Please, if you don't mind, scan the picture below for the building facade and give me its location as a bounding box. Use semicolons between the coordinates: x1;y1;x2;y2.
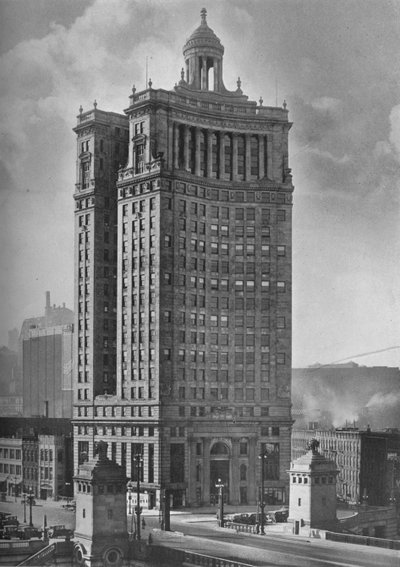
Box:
0;417;73;500
0;437;23;498
73;10;294;508
20;292;74;419
292;428;400;508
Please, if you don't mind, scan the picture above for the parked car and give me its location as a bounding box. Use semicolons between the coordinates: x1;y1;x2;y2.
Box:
18;526;42;540
62;500;76;511
1;515;19;528
0;525;20;539
48;525;73;539
269;508;289;523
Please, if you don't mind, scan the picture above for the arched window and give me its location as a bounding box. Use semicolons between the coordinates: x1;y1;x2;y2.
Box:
210;442;229;455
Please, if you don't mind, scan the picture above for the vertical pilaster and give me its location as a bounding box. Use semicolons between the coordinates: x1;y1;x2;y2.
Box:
231;439;240;505
267;135;273;181
207;130;213;177
232;134;238;181
195;128;201;176
248;437;257;505
184;126;191;172
258;135;265;179
218;131;225;180
245;134;251;180
203;438;211;503
188;439;197;505
173;123;179;169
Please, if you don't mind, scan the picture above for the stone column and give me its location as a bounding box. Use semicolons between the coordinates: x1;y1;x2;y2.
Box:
195;128;201;176
184;126;191;172
231;439;240;505
219;131;225;180
248;437;257;505
188;438;197;506
173;123;180;169
203;438;211;504
245;134;251;180
207;130;213;177
126;442;132;479
232;134;238;181
213;59;219;92
258;135;265;179
267;135;273;181
201;57;208;90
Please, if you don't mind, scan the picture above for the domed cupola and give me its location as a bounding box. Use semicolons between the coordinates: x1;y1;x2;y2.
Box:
182;8;226;92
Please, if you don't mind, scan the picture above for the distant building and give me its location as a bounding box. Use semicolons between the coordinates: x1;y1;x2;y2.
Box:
0;437;23;498
20;291;74;418
292;428;400;507
0;417;73;500
0;396;23;416
292;364;400;430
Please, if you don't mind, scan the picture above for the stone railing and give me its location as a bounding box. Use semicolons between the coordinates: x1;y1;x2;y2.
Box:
326;531;400;550
225;522;257;534
15;543;55;566
150;544;254;567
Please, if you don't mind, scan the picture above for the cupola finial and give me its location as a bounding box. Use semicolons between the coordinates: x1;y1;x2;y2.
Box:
200;7;207;24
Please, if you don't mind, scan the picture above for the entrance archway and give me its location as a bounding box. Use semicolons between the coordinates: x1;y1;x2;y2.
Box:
210;441;230;503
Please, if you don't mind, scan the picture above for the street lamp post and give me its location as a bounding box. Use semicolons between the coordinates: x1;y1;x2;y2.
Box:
27;488;34;527
134;453;143;541
22;493;27;523
215;478;224;528
126;480;134;540
258;450;268;535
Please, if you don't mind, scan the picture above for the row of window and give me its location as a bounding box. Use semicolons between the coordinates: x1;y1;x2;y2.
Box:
292;475;334;485
77;425;155;437
176;386;271;402
0;448;21;459
0;463;21;474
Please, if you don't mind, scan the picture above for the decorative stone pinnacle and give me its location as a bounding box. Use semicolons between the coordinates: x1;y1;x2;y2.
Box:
237;77;241;89
148;78;153;88
93;99;97;109
259;97;263;106
201;7;207;24
79;105;83;115
283;99;287;109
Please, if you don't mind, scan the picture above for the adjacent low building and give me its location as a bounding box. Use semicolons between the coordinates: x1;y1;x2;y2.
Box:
0;417;73;500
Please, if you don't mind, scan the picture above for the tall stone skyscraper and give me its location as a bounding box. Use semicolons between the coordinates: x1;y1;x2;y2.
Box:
73;9;294;509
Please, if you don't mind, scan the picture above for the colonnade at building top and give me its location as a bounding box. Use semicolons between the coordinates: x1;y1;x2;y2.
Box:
172;122;274;182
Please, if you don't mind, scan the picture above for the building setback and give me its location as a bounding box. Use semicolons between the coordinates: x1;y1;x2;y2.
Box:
73;9;294;509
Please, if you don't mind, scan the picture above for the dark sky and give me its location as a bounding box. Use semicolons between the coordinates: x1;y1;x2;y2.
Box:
0;0;399;368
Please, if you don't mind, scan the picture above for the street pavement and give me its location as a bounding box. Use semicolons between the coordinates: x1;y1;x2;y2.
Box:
1;498;398;567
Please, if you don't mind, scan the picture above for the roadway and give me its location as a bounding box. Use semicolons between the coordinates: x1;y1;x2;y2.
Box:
155;512;400;567
0;498;398;567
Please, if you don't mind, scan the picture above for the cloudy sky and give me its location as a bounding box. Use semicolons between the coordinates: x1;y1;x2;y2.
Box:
0;0;399;368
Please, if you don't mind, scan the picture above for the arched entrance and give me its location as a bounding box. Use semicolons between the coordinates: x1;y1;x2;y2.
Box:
209;441;230;504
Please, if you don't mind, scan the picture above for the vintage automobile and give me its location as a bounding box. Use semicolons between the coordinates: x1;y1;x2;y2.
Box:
18;526;42;540
48;525;73;539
